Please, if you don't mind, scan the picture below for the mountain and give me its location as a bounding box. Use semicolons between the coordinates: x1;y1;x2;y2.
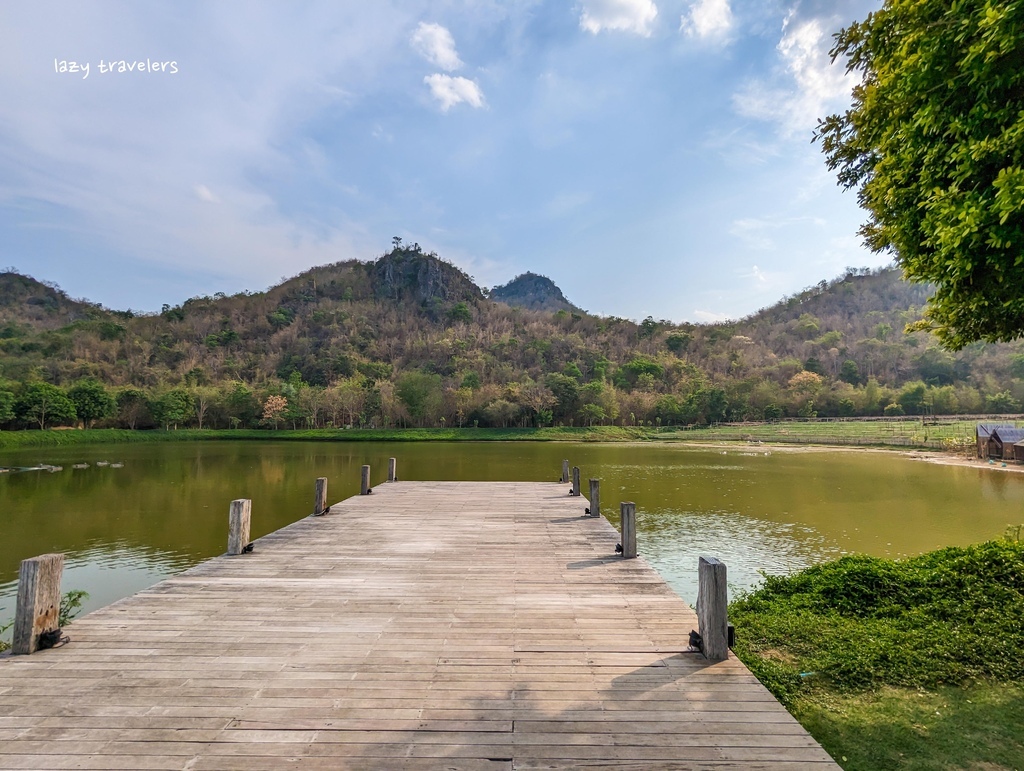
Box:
1;251;1022;430
490;272;581;313
0;271;117;333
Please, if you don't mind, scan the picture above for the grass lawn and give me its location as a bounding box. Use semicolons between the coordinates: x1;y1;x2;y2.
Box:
730;539;1024;769
797;684;1024;770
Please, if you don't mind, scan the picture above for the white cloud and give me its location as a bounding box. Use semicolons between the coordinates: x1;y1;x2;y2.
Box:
410;22;463;71
694;309;732;322
743;264;767;283
424;74;486;111
194;184;220;203
680;0;733;40
579;0;658;36
732;14;855;136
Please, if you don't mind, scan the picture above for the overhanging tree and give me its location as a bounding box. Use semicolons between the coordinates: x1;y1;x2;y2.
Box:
816;0;1024;349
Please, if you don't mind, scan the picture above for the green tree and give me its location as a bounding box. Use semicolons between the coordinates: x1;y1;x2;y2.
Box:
151;389;192;430
1010;353;1024;380
817;0;1024;349
986;390;1021;414
0;390;14;425
16;382;77;429
897;381;928;415
395;371;443;426
839;360;861;385
578;403;606;426
68;379;116;428
483;398;519;428
544;373;581;422
116;387;151;430
446;302;472;324
224;382;259;428
666;332;692;354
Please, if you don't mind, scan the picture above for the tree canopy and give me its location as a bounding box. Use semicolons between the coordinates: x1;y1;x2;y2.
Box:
816;0;1024;350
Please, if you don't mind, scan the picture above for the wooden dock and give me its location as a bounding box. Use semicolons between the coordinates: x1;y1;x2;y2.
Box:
0;481;839;769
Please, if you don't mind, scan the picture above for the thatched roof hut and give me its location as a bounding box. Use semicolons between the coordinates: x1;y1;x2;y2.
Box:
988;427;1024;460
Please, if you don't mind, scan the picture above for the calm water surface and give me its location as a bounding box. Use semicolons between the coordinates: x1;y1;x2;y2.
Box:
1;441;1018;630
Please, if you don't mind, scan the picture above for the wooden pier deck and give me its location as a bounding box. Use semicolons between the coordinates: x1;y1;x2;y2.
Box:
0;481;839;769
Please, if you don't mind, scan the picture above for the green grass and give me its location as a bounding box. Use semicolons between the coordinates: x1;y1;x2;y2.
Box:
730;537;1024;769
795;684;1024;771
0;418;996;452
661;418;983;450
0;425;654;450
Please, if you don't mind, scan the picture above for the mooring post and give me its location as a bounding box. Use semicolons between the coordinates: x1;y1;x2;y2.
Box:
388;457;397;482
12;554;64;655
361;465;371;495
561;459;570;483
620;502;636;559
697;556;729;661
589;479;600;517
571;466;581;496
313;477;329;516
227;499;252;555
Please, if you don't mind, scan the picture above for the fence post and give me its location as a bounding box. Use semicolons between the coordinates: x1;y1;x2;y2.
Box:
12;554;64;655
588;479;600;517
697;556;729;661
227;499;252;555
620;502;636;559
313;477;329;516
561;459;570;484
388;457;397;482
571;466;581;497
361;465;371;495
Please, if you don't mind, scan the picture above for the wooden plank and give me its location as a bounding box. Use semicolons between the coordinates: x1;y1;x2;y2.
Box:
0;481;838;769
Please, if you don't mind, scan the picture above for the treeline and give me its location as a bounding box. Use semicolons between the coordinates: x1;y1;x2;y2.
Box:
3;247;1024;432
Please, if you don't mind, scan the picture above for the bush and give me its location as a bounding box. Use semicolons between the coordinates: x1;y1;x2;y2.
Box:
730;539;1024;704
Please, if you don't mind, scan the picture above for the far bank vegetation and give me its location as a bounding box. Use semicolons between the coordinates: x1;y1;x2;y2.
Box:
3;246;1024;433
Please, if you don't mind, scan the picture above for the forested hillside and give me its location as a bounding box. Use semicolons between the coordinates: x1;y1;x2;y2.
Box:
2;245;1023;432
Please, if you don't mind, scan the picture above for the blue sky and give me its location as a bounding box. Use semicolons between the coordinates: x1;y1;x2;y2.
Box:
2;0;885;322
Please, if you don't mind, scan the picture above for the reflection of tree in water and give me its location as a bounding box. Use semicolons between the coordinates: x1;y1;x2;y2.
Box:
638;508;843;603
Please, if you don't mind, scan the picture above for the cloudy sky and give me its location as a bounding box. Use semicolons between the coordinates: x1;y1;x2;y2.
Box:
2;0;885;322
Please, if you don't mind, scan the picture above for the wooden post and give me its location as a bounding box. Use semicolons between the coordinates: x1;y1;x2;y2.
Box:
361;465;371;495
12;554;64;655
697;556;729;661
620;502;636;559
571;466;581;497
561;459;570;483
588;479;600;517
388;457;397;482
227;499;251;555
313;477;328;516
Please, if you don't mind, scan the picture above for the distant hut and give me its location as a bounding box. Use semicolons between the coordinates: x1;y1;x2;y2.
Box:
988;427;1024;460
977;424;1013;458
1014;441;1024;464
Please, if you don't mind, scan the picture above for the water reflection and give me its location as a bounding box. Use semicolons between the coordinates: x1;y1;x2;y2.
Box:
0;441;1018;632
638;507;844;601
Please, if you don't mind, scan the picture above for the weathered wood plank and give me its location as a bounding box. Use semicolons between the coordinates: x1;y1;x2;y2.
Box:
0;481;837;769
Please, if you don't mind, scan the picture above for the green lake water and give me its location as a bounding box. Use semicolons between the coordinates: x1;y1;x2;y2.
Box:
1;441;1018;630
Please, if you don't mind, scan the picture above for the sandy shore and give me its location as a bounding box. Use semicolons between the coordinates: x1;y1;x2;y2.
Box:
670;439;1024;473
